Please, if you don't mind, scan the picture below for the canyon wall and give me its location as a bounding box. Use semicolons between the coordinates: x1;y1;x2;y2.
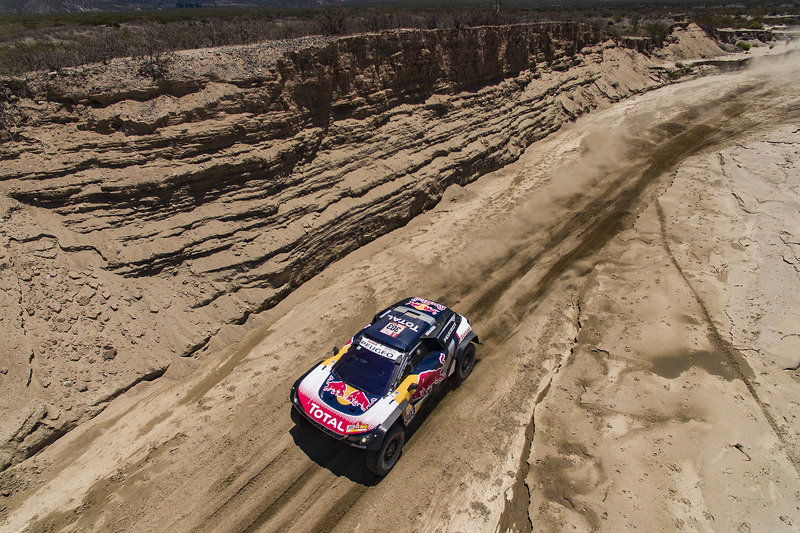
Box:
0;23;711;472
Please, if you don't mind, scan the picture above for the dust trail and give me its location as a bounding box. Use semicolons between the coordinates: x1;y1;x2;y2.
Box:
428;55;800;351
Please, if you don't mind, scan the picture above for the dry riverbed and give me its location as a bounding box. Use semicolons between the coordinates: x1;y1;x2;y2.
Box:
2;47;800;533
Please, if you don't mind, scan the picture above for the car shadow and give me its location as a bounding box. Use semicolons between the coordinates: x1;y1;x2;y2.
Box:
288;365;477;486
288;408;382;486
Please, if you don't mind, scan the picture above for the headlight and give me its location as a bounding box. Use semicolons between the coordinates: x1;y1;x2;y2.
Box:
347;431;375;446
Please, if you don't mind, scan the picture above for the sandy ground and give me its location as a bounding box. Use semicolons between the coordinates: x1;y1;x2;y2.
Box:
2;51;800;533
0;23;692;470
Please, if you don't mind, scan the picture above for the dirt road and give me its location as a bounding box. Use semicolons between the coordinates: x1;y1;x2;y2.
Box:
3;54;800;532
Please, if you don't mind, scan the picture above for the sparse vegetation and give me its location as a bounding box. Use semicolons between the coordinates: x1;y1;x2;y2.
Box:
137;52;174;81
0;85;25;142
736;41;752;51
0;1;797;76
675;61;693;74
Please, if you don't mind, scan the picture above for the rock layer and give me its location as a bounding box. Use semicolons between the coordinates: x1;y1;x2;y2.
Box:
0;23;710;470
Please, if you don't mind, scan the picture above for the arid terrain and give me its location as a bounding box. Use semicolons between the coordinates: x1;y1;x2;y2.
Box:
1;21;799;532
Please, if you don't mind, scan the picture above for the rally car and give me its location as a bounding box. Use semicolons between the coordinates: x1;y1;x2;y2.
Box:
290;296;479;476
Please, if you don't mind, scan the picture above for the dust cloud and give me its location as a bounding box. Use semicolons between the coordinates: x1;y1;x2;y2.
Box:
428;51;800;348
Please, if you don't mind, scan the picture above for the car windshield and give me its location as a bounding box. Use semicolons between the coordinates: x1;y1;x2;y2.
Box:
333;337;401;397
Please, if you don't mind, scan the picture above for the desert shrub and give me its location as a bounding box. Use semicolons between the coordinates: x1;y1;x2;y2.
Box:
451;11;466;32
361;10;393;32
630;16;640;34
425;13;440;30
736;41;751;51
0;85;25;142
317;6;347;36
644;21;672;43
675;61;693;74
1;2;782;76
137;52;173;80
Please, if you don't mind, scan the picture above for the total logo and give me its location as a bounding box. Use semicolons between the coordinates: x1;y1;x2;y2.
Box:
307;401;347;433
322;377;376;411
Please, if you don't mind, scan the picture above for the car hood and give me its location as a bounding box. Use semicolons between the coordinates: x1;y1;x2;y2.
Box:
296;364;398;436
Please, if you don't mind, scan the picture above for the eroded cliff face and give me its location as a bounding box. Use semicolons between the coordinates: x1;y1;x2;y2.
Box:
0;23;692;471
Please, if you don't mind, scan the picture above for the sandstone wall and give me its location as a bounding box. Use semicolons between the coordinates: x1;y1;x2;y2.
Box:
0;23;674;470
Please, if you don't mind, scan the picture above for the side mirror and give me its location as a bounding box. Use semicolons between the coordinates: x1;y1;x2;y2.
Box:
408;382;418;391
332;346;339;356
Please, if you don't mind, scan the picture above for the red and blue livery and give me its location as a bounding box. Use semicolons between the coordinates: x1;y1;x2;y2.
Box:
290;296;479;475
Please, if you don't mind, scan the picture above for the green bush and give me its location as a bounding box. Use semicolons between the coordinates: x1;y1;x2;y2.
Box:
675;61;693;74
644;21;671;42
736;41;751;51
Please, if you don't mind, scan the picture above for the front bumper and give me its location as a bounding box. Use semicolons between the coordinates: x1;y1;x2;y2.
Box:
290;385;382;450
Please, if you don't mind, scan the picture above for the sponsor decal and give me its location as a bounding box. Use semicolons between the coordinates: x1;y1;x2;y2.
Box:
322;376;377;410
402;404;416;426
322;377;347;397
346;390;374;411
346;422;370;433
386;314;420;332
307;401;347;433
442;321;456;344
456;322;472;341
297;367;387;438
379;322;406;338
359;337;402;361
411;353;448;401
409;297;446;315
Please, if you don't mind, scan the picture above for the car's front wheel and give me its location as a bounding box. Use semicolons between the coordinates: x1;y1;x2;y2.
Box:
366;424;405;476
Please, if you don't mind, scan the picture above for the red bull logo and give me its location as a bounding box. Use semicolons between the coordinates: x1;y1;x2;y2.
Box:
322;378;347;397
321;377;376;411
410;368;446;401
346;390;374;411
409;301;436;313
410;354;447;401
408;297;446;316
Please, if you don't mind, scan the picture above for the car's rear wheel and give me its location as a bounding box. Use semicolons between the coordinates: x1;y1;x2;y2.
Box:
453;342;476;386
366;424;404;476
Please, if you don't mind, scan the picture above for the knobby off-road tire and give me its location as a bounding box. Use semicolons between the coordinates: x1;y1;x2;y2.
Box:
366;424;405;476
452;342;476;386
